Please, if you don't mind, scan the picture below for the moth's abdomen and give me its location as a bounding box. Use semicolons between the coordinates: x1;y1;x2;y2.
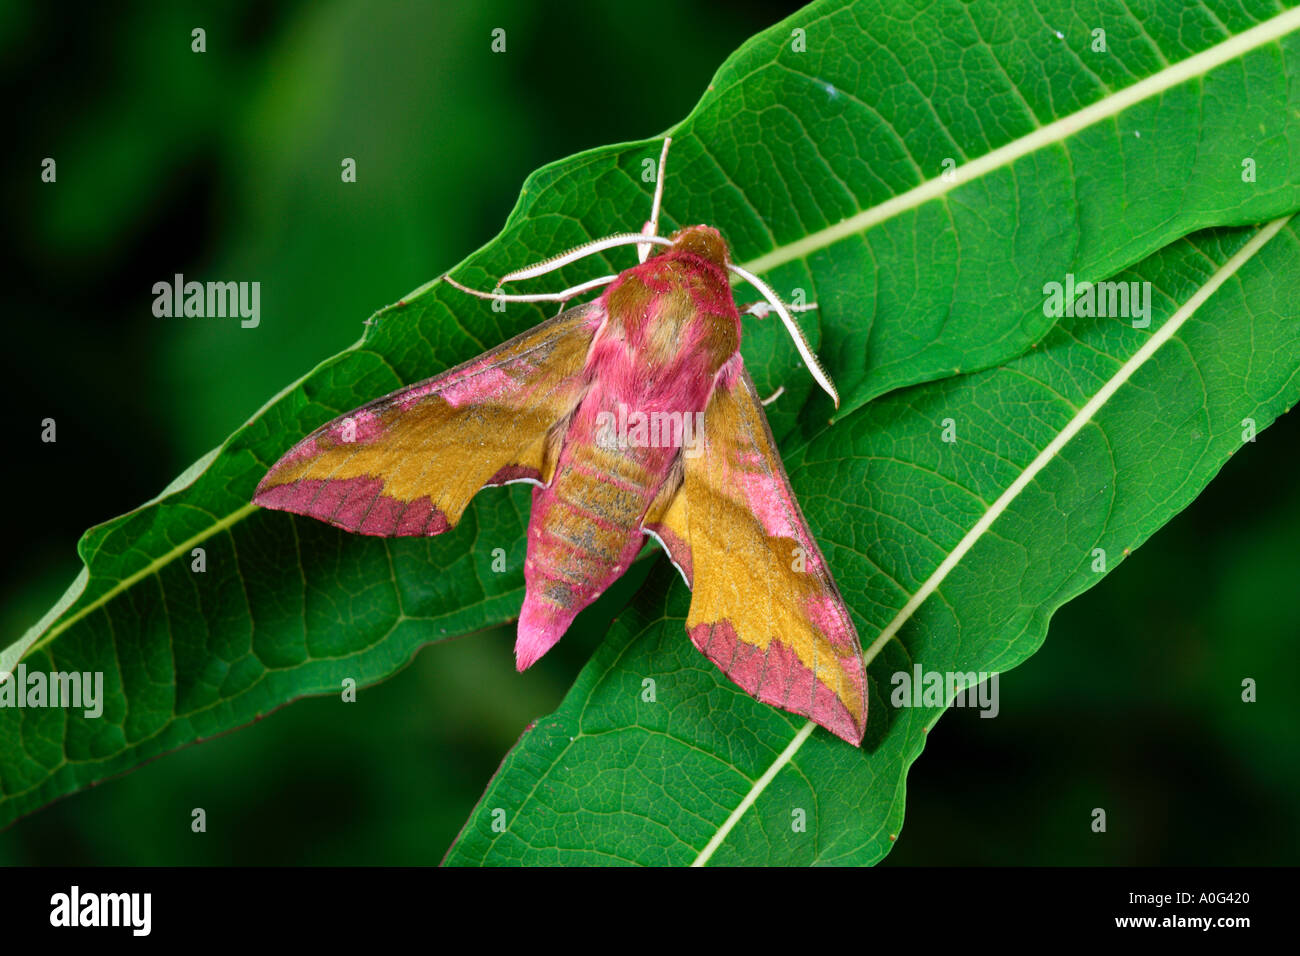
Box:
537;446;647;571
515;437;674;670
513;253;734;671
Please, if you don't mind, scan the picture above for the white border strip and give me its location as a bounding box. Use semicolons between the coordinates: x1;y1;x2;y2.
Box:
692;214;1293;867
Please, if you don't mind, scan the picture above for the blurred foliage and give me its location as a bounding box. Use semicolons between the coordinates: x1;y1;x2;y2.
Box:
1;0;1295;864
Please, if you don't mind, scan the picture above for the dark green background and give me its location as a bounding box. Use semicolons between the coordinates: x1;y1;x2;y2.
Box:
2;0;1295;865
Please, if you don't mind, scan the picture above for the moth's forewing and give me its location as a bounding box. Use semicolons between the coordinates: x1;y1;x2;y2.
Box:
644;357;868;745
254;302;603;535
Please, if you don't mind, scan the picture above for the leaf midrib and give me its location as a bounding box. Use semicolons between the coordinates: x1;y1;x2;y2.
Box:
690;213;1296;867
17;503;258;663
734;6;1300;278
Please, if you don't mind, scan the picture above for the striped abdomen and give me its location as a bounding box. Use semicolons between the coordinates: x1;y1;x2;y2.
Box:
515;430;675;668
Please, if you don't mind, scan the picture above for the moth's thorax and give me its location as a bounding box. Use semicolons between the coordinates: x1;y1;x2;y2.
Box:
599;224;741;391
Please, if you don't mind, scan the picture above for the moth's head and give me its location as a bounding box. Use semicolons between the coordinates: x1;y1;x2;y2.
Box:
665;225;729;267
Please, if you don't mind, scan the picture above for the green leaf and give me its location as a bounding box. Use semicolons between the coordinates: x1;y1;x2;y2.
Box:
6;0;1300;828
455;0;1300;419
443;216;1300;865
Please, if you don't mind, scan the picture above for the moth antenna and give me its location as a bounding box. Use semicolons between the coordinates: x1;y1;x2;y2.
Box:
502;233;673;283
443;273;617;303
760;385;785;407
638;136;672;264
727;263;839;408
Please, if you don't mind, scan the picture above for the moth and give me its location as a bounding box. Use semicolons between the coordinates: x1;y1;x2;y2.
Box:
254;139;868;744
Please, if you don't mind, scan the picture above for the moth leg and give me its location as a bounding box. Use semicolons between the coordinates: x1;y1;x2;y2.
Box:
638;136;673;263
760;385;785;406
739;299;819;318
